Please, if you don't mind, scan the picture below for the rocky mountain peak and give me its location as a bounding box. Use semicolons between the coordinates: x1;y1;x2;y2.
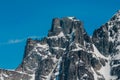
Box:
48;17;85;36
48;17;91;45
0;11;120;80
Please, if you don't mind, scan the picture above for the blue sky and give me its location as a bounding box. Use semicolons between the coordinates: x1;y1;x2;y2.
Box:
0;0;120;69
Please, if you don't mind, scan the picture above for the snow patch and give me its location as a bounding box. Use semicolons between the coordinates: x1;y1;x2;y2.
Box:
48;32;65;40
2;73;8;77
55;72;59;76
97;59;117;80
92;44;107;59
57;26;61;28
52;47;66;50
52;57;58;63
37;43;49;49
30;73;35;80
112;52;120;60
90;67;98;80
58;32;65;37
72;43;84;51
112;63;120;68
0;74;4;80
67;17;80;21
80;74;88;80
67;17;75;20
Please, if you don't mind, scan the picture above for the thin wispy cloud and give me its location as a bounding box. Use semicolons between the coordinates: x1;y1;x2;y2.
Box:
0;35;42;46
8;39;24;44
27;36;42;39
0;39;25;46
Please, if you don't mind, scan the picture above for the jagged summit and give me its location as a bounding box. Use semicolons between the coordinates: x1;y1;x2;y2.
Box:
49;17;83;36
48;17;91;45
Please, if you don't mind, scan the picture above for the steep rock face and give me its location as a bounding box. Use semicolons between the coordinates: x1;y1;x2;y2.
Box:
23;17;97;80
92;10;120;56
92;10;120;79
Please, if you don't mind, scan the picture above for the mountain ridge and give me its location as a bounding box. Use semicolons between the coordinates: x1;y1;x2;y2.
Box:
0;10;120;80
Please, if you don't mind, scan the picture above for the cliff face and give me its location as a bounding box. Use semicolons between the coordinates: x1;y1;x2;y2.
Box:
92;10;120;79
0;10;120;80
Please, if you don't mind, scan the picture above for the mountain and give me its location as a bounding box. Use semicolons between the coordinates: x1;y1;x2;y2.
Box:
92;10;120;80
0;10;120;80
